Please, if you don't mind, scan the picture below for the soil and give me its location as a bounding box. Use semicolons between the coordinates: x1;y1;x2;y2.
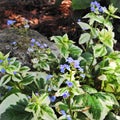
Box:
0;0;120;50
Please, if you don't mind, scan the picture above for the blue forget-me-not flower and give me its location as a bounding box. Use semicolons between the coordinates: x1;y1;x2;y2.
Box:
49;96;56;102
62;91;70;98
7;20;16;26
65;81;73;87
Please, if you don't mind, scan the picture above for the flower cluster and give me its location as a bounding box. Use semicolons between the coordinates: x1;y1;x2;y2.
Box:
90;1;106;13
60;57;84;73
30;38;48;48
60;64;70;73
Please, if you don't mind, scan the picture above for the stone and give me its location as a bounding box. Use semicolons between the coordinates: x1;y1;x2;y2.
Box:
0;28;59;67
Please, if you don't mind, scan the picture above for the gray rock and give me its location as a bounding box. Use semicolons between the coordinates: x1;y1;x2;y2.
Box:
0;28;59;66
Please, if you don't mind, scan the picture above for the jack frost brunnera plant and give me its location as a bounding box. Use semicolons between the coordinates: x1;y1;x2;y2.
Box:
0;1;120;120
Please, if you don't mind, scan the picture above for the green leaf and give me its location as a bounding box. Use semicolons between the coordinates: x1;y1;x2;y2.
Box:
20;74;34;85
41;105;57;120
81;85;97;94
98;29;114;49
74;92;118;120
39;93;50;105
0;51;4;59
55;87;68;97
12;73;22;82
77;22;90;30
0;93;28;115
93;44;107;57
55;102;68;113
0;99;33;120
0;74;11;86
74;93;103;120
81;52;95;66
39;62;50;71
20;66;30;72
91;27;98;38
60;46;69;58
69;44;82;57
79;33;91;45
83;13;104;25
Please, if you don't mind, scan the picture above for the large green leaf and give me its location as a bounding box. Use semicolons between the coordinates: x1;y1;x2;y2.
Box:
0;93;28;118
0;99;33;120
73;92;119;120
41;105;57;120
74;93;102;120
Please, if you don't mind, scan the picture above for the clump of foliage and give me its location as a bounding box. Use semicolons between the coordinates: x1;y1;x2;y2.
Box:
0;1;120;120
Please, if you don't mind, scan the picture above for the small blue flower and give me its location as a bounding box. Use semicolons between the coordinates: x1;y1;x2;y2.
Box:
60;110;66;115
67;115;72;120
11;41;17;45
30;43;34;47
35;41;41;46
73;60;80;69
91;6;95;12
60;64;70;73
98;6;103;12
7;86;12;91
46;74;53;80
31;38;36;43
0;60;3;63
7;58;11;61
13;71;17;75
77;19;81;22
62;91;70;98
7;20;16;26
43;43;48;48
65;81;73;87
94;1;100;8
1;68;6;74
78;67;84;72
49;96;56;102
66;57;74;63
40;45;44;49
